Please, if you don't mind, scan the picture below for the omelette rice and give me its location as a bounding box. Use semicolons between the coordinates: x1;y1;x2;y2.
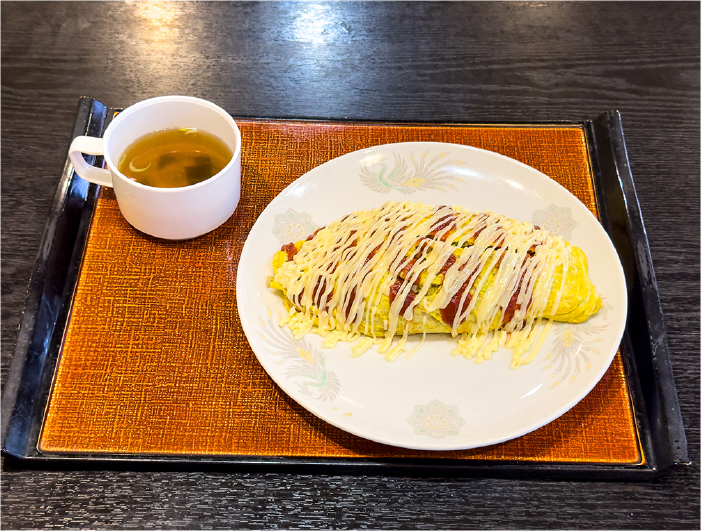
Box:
269;201;601;366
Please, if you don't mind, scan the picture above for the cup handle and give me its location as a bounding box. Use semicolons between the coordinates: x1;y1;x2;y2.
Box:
68;136;113;187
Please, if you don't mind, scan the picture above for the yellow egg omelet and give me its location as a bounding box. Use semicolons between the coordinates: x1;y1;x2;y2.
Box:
269;201;601;365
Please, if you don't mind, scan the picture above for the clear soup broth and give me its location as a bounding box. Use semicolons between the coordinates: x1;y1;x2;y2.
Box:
118;127;232;188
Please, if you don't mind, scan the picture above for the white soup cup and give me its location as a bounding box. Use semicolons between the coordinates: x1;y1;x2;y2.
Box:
68;95;241;240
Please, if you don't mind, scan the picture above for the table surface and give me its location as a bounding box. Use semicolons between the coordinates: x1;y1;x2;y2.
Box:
2;1;698;529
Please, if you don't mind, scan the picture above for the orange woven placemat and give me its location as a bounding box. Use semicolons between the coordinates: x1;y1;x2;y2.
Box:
39;120;641;463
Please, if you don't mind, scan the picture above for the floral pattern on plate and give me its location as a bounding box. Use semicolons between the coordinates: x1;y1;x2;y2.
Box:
272;209;318;245
532;204;577;240
407;399;466;438
360;149;465;194
543;299;614;387
259;317;340;401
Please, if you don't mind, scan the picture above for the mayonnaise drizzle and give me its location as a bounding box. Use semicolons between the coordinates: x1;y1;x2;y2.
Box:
274;201;572;367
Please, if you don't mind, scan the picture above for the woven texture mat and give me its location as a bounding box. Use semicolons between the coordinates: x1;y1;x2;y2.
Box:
40;121;641;463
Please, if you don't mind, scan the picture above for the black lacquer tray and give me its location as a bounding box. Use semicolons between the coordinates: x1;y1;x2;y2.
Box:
1;97;690;478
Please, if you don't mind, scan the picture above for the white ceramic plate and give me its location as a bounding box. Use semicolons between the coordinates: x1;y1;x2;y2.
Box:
236;142;627;451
